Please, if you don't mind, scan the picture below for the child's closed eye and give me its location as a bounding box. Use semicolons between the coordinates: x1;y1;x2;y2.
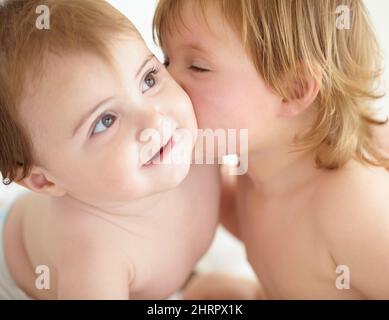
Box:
163;56;210;73
189;65;210;73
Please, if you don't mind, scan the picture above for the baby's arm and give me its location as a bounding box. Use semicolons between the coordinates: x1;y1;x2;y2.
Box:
56;233;132;299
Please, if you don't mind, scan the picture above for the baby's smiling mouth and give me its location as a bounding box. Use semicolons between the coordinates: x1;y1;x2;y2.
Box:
143;135;175;167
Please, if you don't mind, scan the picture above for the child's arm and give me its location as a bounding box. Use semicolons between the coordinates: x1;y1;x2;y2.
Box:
56;234;132;300
219;165;241;240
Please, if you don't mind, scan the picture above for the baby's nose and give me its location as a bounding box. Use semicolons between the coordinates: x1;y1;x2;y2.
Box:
135;112;176;143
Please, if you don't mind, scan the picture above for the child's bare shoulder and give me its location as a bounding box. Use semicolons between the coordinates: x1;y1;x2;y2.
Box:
311;161;389;229
312;161;389;297
313;160;389;221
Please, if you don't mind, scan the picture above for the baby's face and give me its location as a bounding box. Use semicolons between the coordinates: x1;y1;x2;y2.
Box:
161;2;285;154
19;34;196;205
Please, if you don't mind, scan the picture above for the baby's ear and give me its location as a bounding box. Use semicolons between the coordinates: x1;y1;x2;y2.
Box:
278;65;322;117
15;166;66;197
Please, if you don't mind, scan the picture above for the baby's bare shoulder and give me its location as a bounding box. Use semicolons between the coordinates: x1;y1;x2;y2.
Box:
52;204;121;247
50;206;133;285
51;207;132;299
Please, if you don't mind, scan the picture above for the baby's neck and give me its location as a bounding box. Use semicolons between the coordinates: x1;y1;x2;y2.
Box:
52;189;166;219
247;146;321;197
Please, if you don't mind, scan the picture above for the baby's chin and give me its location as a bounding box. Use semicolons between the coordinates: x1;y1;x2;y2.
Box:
142;158;193;194
141;135;194;187
116;162;192;202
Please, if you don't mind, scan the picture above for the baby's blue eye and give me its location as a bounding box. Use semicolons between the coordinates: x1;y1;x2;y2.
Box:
141;69;157;93
92;114;116;135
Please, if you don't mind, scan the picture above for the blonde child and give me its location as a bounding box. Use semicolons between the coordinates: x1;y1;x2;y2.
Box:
154;0;389;299
0;0;220;299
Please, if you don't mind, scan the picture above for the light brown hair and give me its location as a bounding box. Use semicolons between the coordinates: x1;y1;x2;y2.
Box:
0;0;135;185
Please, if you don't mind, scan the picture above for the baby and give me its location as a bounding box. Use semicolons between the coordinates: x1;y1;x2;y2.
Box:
154;0;389;299
0;0;220;299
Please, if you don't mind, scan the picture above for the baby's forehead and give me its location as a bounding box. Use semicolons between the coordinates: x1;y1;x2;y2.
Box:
18;53;112;132
21;35;141;103
21;51;109;104
18;36;149;134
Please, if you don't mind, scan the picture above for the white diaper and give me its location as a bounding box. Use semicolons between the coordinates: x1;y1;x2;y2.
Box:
0;203;32;300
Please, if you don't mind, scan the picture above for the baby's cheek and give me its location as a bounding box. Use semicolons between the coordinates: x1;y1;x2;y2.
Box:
109;152;138;181
91;149;139;196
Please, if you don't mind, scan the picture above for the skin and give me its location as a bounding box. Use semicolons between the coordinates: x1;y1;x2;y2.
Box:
374;121;389;158
4;32;220;299
162;1;389;299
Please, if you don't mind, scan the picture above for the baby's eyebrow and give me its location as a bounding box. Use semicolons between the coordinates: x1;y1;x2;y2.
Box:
72;96;115;137
71;54;156;138
135;54;155;78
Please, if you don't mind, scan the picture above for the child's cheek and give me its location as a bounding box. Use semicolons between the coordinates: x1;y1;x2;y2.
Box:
188;78;249;130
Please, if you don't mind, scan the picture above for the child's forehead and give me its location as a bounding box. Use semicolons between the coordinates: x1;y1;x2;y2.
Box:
161;3;234;49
